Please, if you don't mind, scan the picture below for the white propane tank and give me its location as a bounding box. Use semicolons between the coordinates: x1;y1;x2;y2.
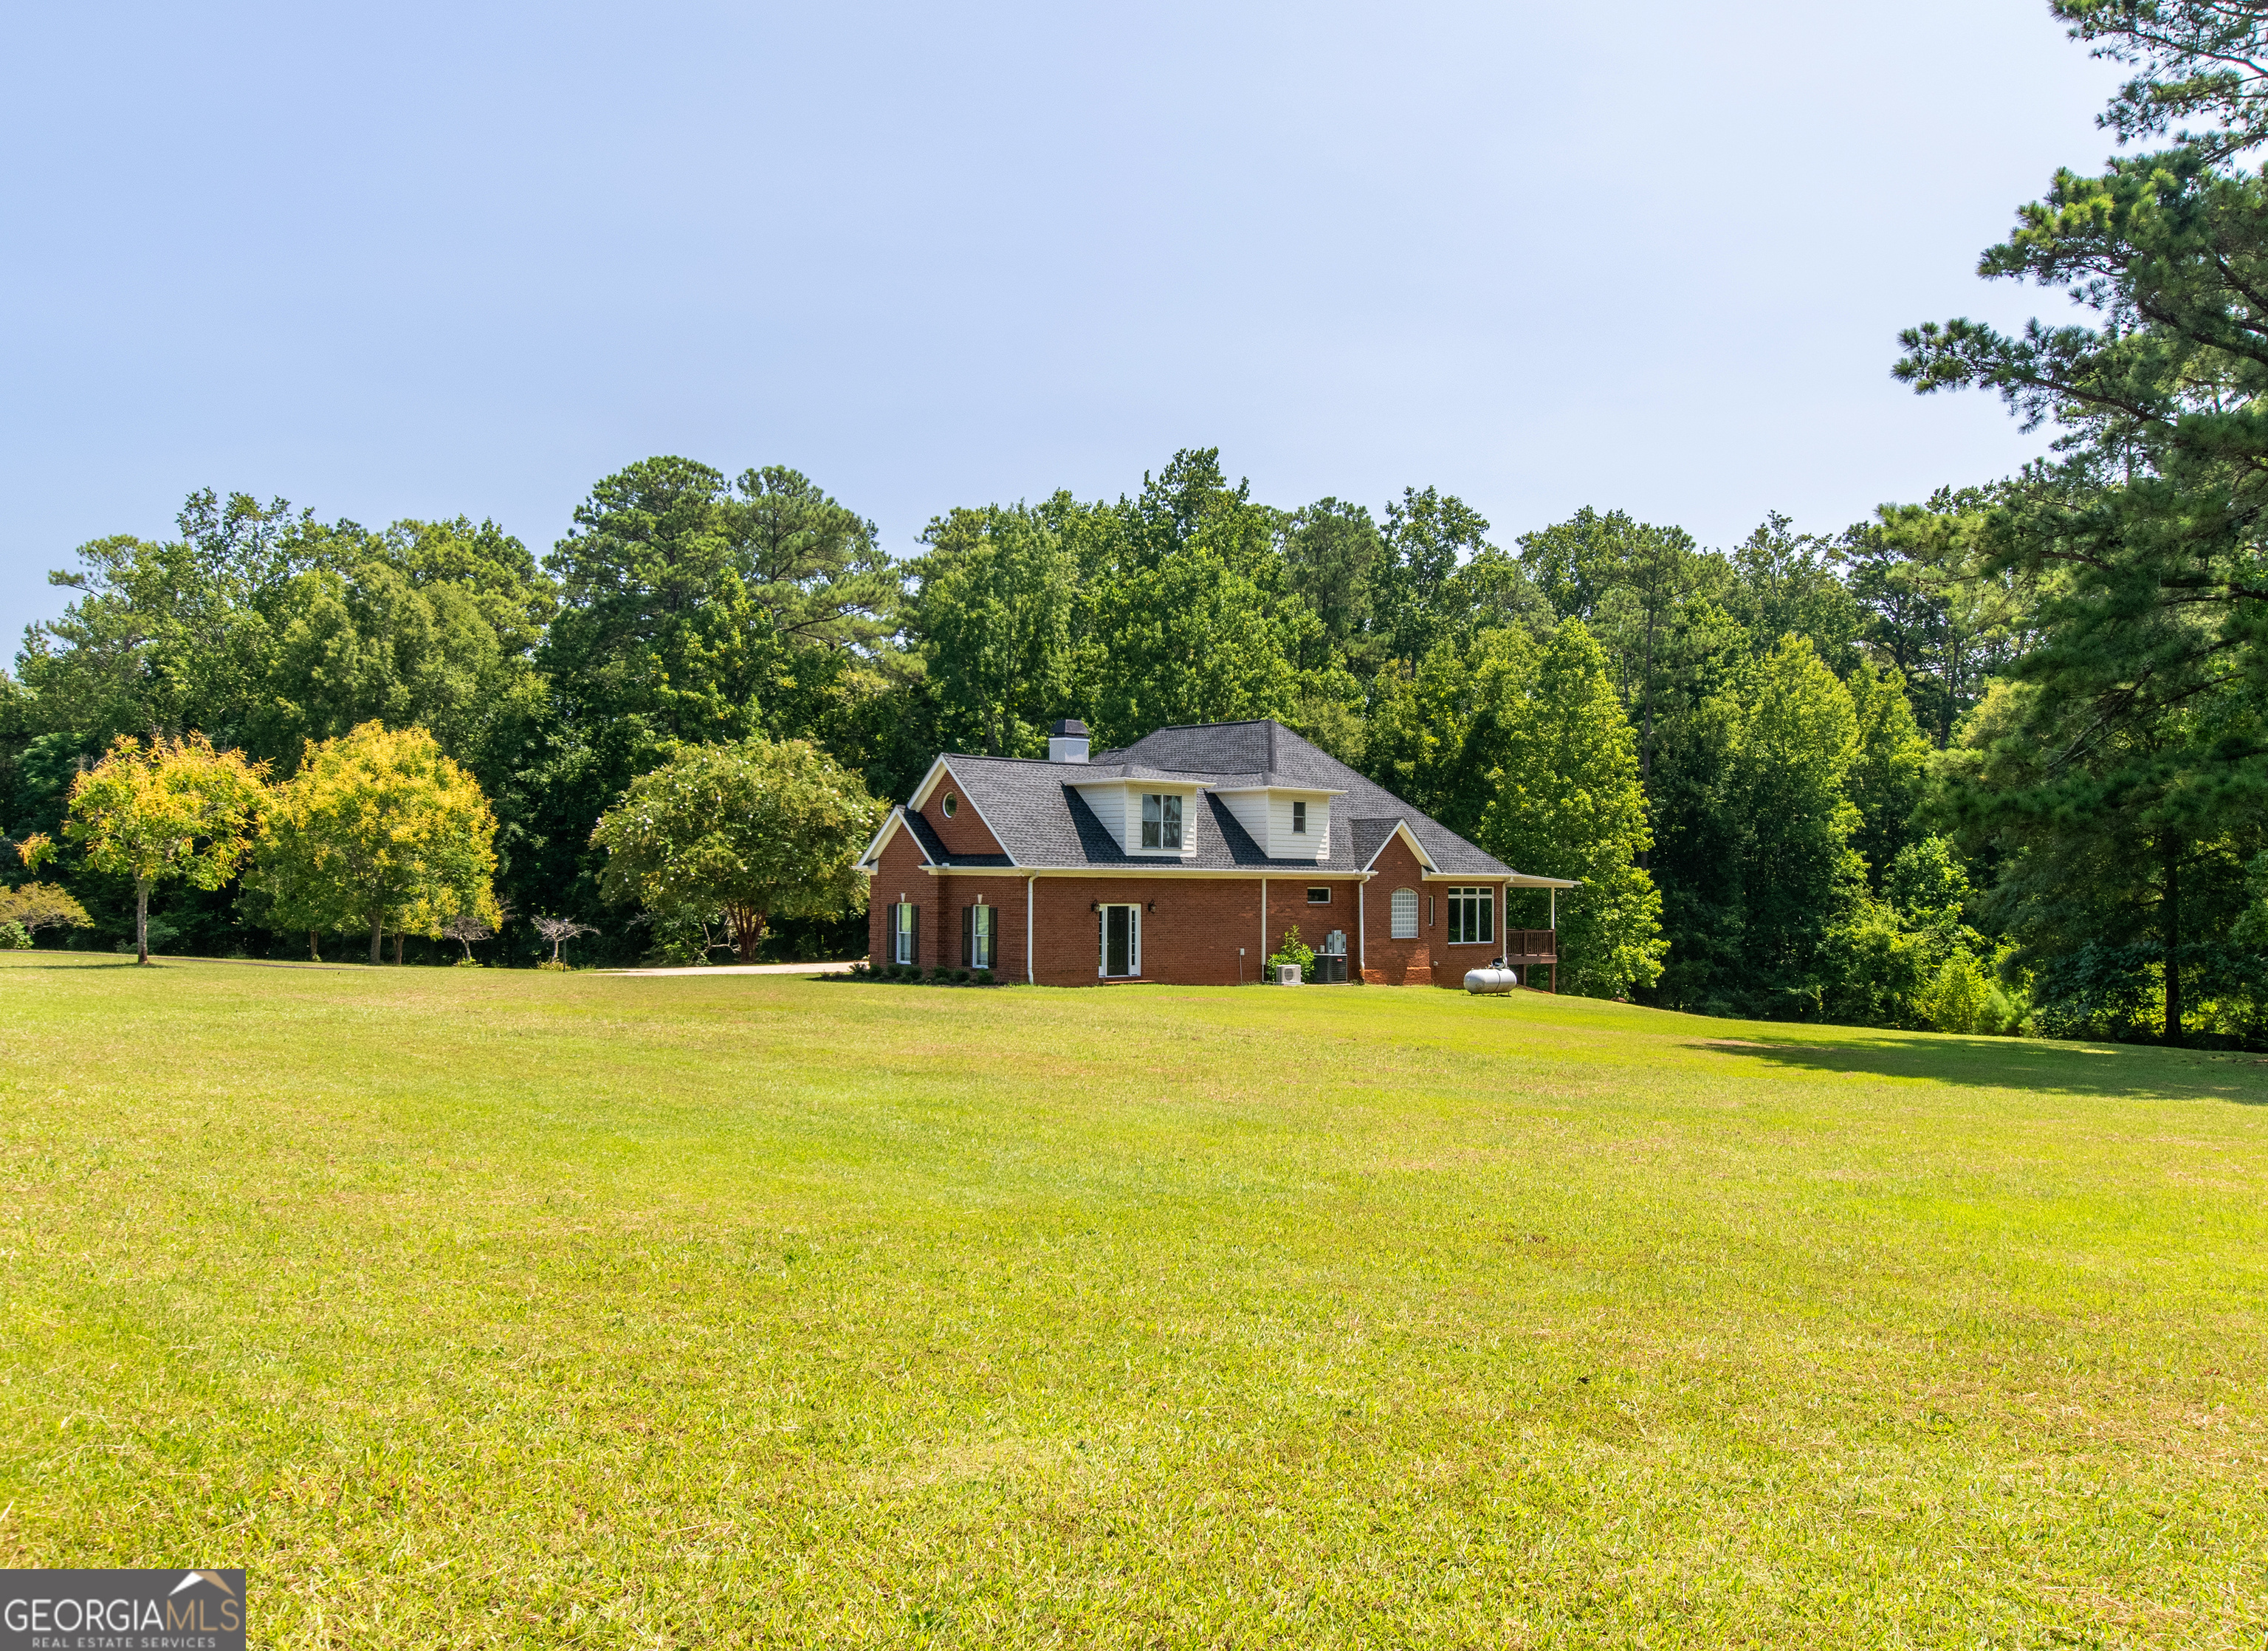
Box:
1464;963;1519;994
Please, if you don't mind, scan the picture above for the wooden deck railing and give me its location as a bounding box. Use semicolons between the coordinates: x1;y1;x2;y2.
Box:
1503;929;1558;959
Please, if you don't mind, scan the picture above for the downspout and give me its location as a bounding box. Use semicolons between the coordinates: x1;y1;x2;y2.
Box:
1260;878;1268;973
1027;875;1036;986
1358;874;1366;978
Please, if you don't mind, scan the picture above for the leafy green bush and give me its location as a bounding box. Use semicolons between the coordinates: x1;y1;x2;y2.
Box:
972;968;994;986
1919;948;1990;1034
453;957;485;969
1267;924;1316;982
0;921;30;951
952;968;970;984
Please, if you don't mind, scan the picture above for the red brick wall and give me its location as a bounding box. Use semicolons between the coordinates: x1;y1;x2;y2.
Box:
1031;876;1284;986
1358;837;1434;986
918;763;1007;858
864;840;1508;988
941;876;1029;977
1428;877;1511;987
865;839;1031;976
867;826;944;969
1261;876;1362;976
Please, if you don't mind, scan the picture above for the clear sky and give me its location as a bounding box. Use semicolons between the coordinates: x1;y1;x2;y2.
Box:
1;1;2126;650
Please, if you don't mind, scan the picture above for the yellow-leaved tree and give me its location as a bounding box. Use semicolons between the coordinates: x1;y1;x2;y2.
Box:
252;721;500;965
63;734;269;964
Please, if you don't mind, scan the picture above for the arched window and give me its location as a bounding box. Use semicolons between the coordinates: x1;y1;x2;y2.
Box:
1390;887;1419;940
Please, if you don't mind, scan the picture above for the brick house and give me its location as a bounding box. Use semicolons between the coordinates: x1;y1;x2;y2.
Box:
859;717;1573;988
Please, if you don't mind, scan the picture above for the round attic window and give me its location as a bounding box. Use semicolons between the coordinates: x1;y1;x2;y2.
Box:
942;792;958;818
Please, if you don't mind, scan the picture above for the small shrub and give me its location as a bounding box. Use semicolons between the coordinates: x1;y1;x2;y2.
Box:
1920;948;1990;1034
535;958;571;972
952;968;970;984
453;957;485;969
972;967;994;986
1267;924;1316;983
0;921;30;951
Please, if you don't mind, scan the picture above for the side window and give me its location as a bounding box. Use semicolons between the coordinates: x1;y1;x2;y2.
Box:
1446;887;1496;944
892;902;918;965
1292;799;1306;834
1390;887;1418;939
1306;886;1330;905
964;904;995;969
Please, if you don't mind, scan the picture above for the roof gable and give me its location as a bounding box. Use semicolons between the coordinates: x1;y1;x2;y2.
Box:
880;720;1569;881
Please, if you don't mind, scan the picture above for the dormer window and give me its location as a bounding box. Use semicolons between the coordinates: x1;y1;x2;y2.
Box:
1141;793;1182;850
1292;800;1306;834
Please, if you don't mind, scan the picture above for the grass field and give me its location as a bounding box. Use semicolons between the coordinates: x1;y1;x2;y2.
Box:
2;955;2264;1648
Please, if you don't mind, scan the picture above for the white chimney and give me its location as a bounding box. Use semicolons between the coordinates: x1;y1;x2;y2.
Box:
1047;717;1090;763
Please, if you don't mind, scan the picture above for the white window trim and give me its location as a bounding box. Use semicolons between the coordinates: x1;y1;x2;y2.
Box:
1097;902;1142;978
1305;886;1331;905
1446;885;1496;946
1140;792;1184;852
1390;887;1419;941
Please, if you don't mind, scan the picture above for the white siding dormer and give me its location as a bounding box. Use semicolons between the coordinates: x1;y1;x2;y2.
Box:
1212;787;1342;859
1071;779;1200;857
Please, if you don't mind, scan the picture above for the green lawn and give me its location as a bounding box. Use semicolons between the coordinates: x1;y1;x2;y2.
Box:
2;956;2264;1648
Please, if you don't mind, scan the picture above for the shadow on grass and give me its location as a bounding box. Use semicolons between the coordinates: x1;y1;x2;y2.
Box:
1687;1032;2268;1103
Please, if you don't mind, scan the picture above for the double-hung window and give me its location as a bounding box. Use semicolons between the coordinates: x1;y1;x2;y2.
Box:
963;904;995;969
890;902;918;965
1446;886;1495;945
1141;792;1182;850
1291;799;1307;834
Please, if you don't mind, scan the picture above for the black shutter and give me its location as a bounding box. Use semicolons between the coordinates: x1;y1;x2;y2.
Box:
961;905;973;968
910;904;919;966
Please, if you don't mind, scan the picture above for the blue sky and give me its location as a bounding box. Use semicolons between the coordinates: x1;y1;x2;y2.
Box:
1;2;2125;648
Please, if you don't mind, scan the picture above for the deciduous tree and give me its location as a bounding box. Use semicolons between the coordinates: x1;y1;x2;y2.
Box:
1478;622;1667;998
252;722;499;965
63;733;267;964
591;735;881;963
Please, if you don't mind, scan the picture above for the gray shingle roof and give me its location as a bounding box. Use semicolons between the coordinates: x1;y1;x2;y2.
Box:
890;720;1546;879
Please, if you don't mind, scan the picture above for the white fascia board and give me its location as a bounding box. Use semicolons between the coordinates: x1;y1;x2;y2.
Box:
1359;820;1438;874
907;755;955;811
856;807;932;871
1206;784;1348;797
941;865;1373;879
1420;870;1578;887
905;756;1019;866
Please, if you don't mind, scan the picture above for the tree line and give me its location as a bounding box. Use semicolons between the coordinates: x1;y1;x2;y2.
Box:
6;1;2267;1043
0;450;2042;1026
